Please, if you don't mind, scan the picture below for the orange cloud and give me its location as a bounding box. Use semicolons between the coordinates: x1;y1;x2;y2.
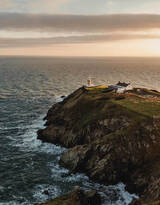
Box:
1;39;160;57
0;34;160;48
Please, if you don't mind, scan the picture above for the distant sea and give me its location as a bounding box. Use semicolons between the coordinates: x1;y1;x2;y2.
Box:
1;56;159;205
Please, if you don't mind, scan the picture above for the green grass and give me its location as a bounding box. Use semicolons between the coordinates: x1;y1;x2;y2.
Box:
113;96;160;118
84;85;108;91
62;87;160;131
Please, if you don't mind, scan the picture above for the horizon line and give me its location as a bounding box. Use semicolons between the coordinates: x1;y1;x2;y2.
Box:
0;55;160;58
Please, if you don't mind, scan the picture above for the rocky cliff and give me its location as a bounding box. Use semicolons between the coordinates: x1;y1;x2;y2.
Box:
38;86;160;204
35;188;101;205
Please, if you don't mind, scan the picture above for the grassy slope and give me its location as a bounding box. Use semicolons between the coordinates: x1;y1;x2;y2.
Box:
67;87;160;131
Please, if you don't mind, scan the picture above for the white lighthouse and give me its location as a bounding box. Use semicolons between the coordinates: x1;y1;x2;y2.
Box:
87;77;92;87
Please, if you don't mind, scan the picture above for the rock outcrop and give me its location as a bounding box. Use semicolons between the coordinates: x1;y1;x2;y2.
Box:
38;86;160;204
35;188;101;205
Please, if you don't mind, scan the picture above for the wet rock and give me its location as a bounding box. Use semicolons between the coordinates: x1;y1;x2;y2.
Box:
35;188;101;205
60;145;92;172
43;190;50;196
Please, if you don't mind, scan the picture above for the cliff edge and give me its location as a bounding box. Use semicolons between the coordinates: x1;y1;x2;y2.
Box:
38;86;160;204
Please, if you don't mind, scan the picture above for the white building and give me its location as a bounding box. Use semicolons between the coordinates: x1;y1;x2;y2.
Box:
112;82;132;93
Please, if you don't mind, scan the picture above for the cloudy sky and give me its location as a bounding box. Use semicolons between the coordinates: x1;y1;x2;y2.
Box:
1;0;160;56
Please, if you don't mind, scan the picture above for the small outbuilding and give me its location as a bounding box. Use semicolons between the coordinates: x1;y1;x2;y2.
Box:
110;82;132;93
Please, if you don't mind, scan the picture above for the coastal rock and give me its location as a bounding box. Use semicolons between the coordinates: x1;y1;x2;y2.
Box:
35;188;101;205
38;86;160;204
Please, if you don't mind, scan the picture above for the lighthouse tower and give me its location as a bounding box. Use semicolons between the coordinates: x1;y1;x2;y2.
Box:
87;77;92;87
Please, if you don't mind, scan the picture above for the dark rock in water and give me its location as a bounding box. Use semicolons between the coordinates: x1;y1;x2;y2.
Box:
43;190;50;196
37;86;160;205
35;188;101;205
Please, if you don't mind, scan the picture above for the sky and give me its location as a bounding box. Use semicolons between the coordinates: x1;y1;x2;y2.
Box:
0;0;160;56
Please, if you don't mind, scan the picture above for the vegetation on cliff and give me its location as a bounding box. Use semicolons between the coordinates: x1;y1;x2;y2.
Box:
38;86;160;205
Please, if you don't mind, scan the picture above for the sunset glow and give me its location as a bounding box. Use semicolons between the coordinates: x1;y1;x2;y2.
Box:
0;0;160;56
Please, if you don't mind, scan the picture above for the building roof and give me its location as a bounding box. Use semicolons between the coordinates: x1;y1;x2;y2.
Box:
116;81;130;87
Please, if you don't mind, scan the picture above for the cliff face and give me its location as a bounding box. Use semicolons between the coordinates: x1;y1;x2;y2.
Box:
38;86;160;204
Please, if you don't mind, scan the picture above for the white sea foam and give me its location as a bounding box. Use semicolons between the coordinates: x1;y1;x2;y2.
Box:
10;116;44;150
48;160;88;183
55;96;64;103
83;181;138;205
48;160;138;205
11;112;66;155
33;184;62;204
10;95;67;154
65;173;89;183
0;201;30;205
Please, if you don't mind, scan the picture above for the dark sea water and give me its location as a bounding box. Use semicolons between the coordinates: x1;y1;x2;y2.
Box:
1;56;160;205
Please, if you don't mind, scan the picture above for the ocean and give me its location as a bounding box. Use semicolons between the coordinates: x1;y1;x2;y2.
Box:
1;56;160;205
